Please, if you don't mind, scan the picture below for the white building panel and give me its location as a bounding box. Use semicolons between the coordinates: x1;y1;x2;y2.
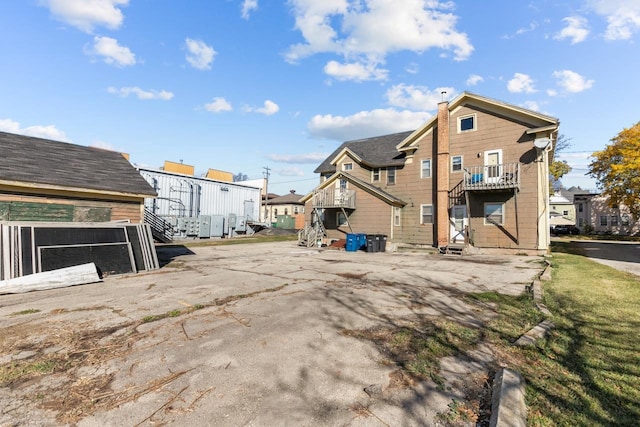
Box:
137;167;261;234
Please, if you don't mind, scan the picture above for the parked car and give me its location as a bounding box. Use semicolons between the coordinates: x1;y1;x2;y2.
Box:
551;225;580;235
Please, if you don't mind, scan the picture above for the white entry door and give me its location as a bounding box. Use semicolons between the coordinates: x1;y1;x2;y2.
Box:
450;205;467;243
484;149;502;184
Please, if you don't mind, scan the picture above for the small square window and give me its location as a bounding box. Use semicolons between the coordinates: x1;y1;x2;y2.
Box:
421;159;431;179
563;210;569;216
451;155;463;172
458;114;476;132
343;163;353;171
387;167;396;185
484;203;504;225
421;205;433;224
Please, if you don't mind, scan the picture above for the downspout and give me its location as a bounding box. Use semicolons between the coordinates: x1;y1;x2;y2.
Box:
436;101;450;248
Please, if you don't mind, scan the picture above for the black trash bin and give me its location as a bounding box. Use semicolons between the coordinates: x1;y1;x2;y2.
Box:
378;234;387;252
366;234;377;252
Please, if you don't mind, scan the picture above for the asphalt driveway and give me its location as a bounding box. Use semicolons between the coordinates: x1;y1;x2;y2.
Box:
0;241;544;426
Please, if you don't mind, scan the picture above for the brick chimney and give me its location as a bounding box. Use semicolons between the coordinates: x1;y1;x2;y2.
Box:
436;101;450;248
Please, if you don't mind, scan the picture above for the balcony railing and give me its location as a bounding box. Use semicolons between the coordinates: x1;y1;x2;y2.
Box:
311;188;356;209
463;163;520;191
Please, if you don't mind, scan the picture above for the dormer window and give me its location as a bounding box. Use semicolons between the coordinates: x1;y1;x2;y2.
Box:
458;114;476;133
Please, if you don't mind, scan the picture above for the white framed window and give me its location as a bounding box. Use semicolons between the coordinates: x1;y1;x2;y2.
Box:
387;167;396;185
372;168;380;182
394;207;401;226
484;202;504;225
337;211;348;226
420;204;433;224
611;215;619;226
600;215;608;226
421;159;432;179
457;114;477;133
622;214;630;226
339;179;347;191
343;163;353;171
451;155;463;172
294;206;299;214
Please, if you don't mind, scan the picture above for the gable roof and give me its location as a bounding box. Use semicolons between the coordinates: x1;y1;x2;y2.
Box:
314;131;412;175
0;132;156;197
301;171;406;207
397;91;560;152
267;192;304;205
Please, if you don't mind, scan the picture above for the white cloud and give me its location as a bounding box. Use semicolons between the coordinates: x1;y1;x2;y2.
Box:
185;38;216;70
547;89;558;97
323;60;388;82
405;62;419;74
246;100;279;115
276;167;305;177
107;86;173;100
521;101;540;112
552;70;594;93
588;0;640;40
554;16;589;44
507;73;536;93
241;0;258;19
0;118;71;142
502;21;538;39
89;140;116;150
42;0;128;33
88;36;136;66
307;108;431;141
385;84;455;111
204;97;233;113
285;0;473;65
266;152;329;163
466;74;483;86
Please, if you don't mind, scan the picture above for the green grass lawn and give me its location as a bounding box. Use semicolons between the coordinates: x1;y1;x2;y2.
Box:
479;243;640;426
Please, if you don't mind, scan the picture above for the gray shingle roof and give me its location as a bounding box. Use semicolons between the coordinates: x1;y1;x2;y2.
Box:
314;131;412;174
0;132;156;196
268;192;304;205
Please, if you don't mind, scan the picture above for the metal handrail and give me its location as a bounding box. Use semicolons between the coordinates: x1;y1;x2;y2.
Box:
463;163;520;191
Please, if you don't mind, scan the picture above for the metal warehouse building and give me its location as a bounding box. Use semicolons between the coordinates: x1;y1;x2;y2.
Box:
137;166;263;239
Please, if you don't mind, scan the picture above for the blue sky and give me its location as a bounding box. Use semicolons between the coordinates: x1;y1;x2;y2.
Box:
1;1;639;196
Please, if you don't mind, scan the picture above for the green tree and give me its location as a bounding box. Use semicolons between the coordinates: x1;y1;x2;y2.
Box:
588;121;640;217
550;134;572;190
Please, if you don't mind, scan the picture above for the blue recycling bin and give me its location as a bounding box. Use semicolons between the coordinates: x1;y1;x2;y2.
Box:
345;233;359;251
356;233;367;250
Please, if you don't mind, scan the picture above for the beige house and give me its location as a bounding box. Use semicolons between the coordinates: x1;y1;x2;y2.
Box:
300;92;560;252
574;193;640;235
263;191;305;228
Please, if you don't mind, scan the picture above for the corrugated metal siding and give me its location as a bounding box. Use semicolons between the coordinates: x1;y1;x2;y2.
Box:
138;168;261;221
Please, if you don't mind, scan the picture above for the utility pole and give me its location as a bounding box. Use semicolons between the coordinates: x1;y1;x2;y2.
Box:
263;166;270;224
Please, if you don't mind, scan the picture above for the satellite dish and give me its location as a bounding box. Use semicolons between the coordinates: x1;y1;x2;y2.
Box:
534;138;550;149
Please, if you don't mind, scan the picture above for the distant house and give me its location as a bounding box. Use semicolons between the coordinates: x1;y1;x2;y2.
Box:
263;190;305;229
573;191;640;235
549;192;576;226
0;131;156;223
301;92;560;252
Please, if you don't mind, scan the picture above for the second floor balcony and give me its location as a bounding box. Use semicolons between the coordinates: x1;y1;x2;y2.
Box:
311;188;356;209
463;163;520;191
